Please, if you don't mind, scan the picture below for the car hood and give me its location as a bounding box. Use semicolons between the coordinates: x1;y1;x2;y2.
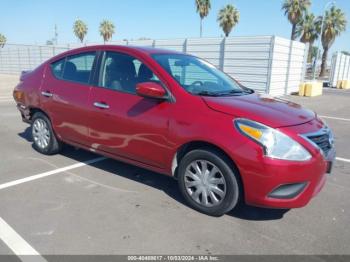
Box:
202;93;315;128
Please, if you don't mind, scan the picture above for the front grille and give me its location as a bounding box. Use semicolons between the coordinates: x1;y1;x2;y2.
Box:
307;131;333;156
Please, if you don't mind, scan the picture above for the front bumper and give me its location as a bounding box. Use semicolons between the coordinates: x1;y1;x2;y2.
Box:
231;119;335;209
16;104;31;123
242;152;334;209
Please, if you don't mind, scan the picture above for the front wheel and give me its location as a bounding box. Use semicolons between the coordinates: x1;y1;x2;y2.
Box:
31;112;62;155
178;148;241;216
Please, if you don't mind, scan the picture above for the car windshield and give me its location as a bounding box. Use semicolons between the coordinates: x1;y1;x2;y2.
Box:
152;54;253;96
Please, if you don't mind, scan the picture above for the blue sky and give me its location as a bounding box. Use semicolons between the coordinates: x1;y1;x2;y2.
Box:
0;0;349;54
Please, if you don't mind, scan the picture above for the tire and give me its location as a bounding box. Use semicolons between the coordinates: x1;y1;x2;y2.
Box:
31;112;62;155
178;148;241;216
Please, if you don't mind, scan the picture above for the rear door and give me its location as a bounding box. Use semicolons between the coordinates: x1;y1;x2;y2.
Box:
40;51;97;145
87;51;173;168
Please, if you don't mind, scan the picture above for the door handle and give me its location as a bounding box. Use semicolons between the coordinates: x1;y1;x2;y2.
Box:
41;91;53;98
93;102;110;109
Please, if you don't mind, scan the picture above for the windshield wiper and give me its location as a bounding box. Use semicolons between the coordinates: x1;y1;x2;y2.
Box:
215;90;244;96
192;91;222;97
193;89;253;97
216;89;254;96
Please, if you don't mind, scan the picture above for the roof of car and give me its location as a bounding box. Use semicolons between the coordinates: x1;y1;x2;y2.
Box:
70;44;184;55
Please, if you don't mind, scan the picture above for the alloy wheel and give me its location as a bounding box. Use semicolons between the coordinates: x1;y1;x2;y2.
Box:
32;118;50;149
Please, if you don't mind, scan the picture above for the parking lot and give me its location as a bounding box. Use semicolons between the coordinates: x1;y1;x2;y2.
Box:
0;74;350;258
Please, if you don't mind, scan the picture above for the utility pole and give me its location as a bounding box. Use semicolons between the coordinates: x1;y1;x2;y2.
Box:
54;24;58;45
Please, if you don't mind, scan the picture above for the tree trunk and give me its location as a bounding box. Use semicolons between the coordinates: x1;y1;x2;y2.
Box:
307;41;313;64
200;18;203;37
291;23;297;40
319;47;328;78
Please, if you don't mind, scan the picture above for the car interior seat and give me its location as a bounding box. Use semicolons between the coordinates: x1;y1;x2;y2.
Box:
63;61;77;80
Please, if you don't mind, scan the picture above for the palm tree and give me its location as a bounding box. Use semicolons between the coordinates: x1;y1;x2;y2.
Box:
195;0;211;37
217;4;240;37
319;6;347;77
295;12;321;63
311;46;320;63
99;20;115;43
73;19;88;43
282;0;311;40
0;34;6;48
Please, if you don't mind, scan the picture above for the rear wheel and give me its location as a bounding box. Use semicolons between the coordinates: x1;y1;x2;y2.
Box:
31;112;62;155
178;148;241;216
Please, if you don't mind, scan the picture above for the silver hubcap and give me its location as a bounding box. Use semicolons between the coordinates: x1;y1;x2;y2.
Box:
184;160;226;207
32;119;50;149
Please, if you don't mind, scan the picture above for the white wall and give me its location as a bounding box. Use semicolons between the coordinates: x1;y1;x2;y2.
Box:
0;36;307;96
269;37;308;96
0;44;69;74
330;52;350;87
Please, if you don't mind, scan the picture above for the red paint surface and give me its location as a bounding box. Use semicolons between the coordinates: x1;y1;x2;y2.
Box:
13;45;334;209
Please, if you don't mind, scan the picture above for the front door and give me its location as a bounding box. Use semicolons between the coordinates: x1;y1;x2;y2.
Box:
87;51;173;168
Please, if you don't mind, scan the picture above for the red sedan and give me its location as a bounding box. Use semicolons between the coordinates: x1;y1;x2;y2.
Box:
13;45;335;216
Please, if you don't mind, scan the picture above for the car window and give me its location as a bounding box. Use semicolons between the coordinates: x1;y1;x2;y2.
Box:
53;52;96;85
51;58;65;78
152;54;245;96
99;51;160;94
168;58;218;86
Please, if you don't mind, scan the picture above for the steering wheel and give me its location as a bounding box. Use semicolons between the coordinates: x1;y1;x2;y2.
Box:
187;80;204;92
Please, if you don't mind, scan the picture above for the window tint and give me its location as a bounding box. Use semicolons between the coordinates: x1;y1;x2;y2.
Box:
152;54;243;95
100;51;160;94
52;52;96;84
51;58;65;78
168;58;218;86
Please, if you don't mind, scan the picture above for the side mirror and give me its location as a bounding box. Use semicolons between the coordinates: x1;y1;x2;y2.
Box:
136;82;167;100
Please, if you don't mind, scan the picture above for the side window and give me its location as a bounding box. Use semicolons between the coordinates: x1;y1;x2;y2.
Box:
51;52;96;84
51;58;65;78
100;51;160;94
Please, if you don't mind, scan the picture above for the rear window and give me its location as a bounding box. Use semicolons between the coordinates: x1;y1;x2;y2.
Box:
50;52;96;85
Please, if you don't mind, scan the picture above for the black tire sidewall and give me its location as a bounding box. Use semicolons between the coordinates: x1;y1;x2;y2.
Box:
31;112;59;155
178;149;240;216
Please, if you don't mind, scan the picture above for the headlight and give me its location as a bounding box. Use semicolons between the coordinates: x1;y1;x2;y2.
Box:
235;119;311;161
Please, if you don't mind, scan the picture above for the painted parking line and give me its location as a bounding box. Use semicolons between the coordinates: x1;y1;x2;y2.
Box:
337;157;350;163
319;115;350;122
0;217;47;261
0;156;106;191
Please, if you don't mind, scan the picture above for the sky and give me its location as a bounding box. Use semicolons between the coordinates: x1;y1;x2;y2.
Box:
0;0;349;55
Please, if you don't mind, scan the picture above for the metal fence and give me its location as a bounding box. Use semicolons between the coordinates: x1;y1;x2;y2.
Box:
329;52;350;87
0;36;308;96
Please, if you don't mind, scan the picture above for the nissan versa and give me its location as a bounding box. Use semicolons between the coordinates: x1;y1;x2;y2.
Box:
13;45;335;216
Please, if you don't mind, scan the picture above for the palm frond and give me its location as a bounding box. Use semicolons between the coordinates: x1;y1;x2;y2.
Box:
196;0;211;19
0;34;6;48
321;6;347;49
73;20;88;43
217;4;240;37
99;20;115;43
